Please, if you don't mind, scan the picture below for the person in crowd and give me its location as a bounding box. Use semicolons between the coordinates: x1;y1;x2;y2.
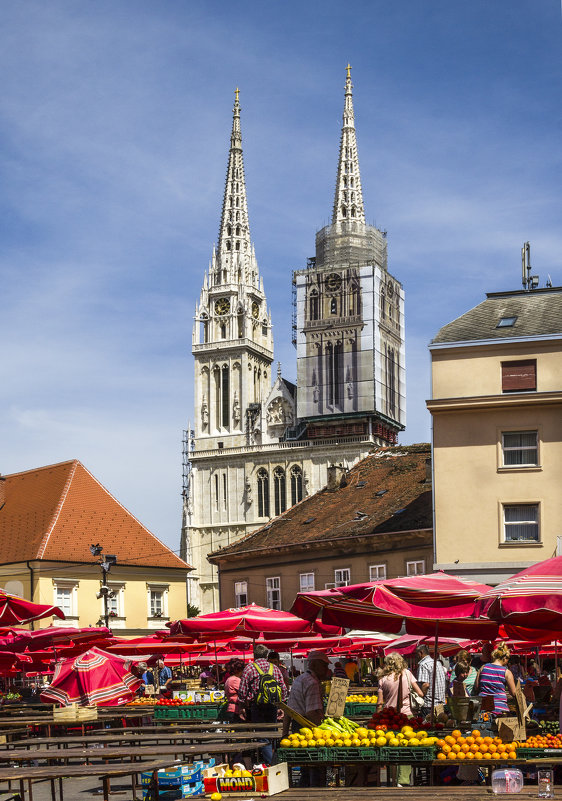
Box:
137;662;155;694
527;658;538;678
333;661;347;679
508;655;524;684
238;644;287;765
199;663;213;688
156;658;173;696
268;651;290;687
449;662;469;697
344;658;359;683
455;649;478;695
377;652;424;788
416;645;447;717
282;650;330;786
476;641;517;716
224;658;246;723
376;652;424;714
471;642;493;671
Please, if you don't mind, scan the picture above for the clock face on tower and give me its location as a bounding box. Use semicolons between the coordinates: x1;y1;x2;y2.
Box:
325;273;342;292
251;301;260;318
215;298;230;316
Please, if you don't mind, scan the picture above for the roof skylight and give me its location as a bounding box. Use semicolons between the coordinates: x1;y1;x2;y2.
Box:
497;316;517;328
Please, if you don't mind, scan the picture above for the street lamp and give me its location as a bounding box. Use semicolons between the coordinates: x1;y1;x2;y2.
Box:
91;545;118;629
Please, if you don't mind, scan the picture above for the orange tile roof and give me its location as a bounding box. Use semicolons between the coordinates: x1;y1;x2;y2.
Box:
209;444;432;560
0;460;191;570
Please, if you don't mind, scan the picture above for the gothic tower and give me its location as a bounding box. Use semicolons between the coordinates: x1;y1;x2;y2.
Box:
295;66;406;438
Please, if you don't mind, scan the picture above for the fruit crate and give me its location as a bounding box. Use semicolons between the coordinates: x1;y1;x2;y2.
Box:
379;746;436;763
277;748;330;762
153;704;221;721
344;703;378;717
330;747;379;762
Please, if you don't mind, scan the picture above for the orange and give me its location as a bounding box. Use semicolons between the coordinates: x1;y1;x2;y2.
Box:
447;752;457;760
437;752;446;760
484;736;493;744
457;752;466;760
493;737;502;745
479;744;489;754
475;737;484;745
461;744;470;753
442;744;452;754
470;744;479;754
465;736;475;745
471;729;481;738
445;735;455;746
483;752;492;760
436;739;446;748
452;744;461;753
508;752;517;761
491;752;500;760
452;729;462;739
465;752;475;760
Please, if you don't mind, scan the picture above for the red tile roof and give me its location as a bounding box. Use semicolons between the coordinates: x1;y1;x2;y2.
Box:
209;444;432;560
0;460;190;570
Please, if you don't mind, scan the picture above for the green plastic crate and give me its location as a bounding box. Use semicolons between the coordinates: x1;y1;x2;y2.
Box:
276;748;330;762
154;706;180;720
330;747;379;762
344;703;378;717
379;746;436;762
154;705;221;721
517;747;562;759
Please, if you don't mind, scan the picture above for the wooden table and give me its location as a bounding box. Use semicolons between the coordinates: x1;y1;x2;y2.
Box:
0;757;182;801
0;711;148;737
4;730;274;750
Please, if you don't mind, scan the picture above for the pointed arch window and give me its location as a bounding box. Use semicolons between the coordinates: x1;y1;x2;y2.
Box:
221;365;230;427
273;467;286;516
351;207;356;217
236;226;241;236
235;242;240;250
226;240;231;251
257;469;269;518
309;289;319;321
341;206;347;217
227;225;232;236
290;466;303;506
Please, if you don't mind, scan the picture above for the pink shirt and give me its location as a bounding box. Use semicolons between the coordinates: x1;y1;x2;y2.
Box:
225;674;242;715
378;669;416;715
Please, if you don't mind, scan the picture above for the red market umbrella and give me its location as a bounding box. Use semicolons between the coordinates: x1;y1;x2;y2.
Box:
40;647;143;706
105;637;207;656
382;634;472;657
168;603;314;637
0;592;64;626
23;627;111;651
475;556;562;633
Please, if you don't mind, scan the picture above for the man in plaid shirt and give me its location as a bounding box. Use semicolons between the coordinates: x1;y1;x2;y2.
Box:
416;644;446;717
238;645;287;764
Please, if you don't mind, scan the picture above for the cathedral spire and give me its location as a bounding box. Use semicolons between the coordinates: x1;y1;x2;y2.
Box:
332;64;366;226
216;88;252;277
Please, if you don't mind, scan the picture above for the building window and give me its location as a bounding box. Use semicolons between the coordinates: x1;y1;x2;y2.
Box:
266;577;281;610
290;466;303;506
221;365;229;427
330;298;338;315
502;431;538;467
503;504;539;542
257;469;270;518
235;581;248;607
53;581;78;623
299;573;315;592
501;360;536;392
223;473;228;510
273;467;286;516
309;291;319;321
334;568;350;587
406;560;425;576
369;564;387;581
147;584;169;623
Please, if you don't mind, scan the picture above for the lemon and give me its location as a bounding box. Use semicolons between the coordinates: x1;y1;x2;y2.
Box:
389;738;400;747
375;736;386;747
409;738;420;746
343;739;352;747
335;739;344;746
300;728;312;737
210;794;222;801
280;738;291;748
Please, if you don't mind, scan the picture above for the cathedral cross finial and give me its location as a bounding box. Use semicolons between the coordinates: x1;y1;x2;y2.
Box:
346;63;352;79
235;87;240;103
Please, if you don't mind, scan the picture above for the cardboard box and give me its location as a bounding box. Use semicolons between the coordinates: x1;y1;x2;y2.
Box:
53;703;98;721
203;763;289;796
497;717;526;743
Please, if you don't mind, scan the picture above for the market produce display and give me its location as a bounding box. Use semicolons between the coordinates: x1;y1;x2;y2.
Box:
346;693;377;703
366;708;425;731
280;719;438;749
435;728;518;761
520;731;562;749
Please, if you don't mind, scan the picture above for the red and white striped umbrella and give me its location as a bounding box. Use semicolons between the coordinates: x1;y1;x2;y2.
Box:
40;647;142;706
168;603;314;637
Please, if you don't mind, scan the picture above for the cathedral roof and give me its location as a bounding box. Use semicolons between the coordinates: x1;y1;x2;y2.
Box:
209;444;432;561
432;287;562;345
0;460;190;570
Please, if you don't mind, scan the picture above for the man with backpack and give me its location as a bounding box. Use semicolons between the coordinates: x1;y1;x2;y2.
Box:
238;645;287;764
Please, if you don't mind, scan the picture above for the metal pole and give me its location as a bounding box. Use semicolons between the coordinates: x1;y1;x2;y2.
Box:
102;564;109;630
430;621;439;726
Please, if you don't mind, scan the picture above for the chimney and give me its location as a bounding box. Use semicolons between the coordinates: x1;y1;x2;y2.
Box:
0;475;5;510
327;464;347;490
425;458;432;485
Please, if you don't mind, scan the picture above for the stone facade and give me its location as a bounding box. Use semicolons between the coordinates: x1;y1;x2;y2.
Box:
182;70;406;613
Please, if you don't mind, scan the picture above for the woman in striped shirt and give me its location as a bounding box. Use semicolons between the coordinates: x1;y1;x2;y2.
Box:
477;642;518;715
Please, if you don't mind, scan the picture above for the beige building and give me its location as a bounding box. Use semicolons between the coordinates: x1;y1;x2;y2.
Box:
427;285;562;584
208;445;432;611
0;460;191;634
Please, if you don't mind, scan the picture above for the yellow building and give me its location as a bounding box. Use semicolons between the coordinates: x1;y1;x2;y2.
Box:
427;286;562;584
0;460;192;634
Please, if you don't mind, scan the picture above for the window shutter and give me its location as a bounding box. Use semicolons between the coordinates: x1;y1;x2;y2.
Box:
502;360;536;392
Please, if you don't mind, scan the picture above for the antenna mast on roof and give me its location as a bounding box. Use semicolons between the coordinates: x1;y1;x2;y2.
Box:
521;241;539;290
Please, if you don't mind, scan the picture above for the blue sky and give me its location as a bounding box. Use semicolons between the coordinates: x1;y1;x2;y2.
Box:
2;1;561;554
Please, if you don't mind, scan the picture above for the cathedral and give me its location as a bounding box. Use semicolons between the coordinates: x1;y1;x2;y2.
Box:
182;68;406;613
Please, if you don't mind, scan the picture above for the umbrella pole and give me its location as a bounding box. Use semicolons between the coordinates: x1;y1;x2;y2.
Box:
213;638;220;688
430;621;439;727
